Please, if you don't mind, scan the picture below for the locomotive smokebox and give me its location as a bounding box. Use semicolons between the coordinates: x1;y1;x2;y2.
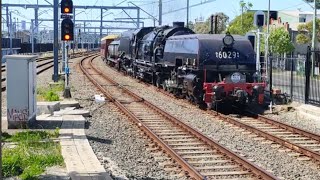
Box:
173;22;185;28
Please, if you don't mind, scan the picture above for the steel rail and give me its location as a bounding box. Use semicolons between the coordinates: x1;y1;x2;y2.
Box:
157;81;320;162
80;56;278;180
156;84;320;162
210;111;320;161
81;56;203;179
1;52;85;71
254;113;320;142
1;56;52;72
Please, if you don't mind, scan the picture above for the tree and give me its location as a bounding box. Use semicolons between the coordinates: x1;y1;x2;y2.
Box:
228;12;255;35
268;27;294;55
296;19;320;44
240;1;253;30
296;34;311;44
191;12;229;34
239;0;253;12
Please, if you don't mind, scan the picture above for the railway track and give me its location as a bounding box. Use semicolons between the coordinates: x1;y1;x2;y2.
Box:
227;112;320;161
99;56;320;164
2;55;63;72
156;75;320;163
80;55;277;180
1;52;95;92
1;51;90;73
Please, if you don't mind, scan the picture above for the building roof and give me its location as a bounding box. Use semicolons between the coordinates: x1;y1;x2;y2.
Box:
278;10;320;17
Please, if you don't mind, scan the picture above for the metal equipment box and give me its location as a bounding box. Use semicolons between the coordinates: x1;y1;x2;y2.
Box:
4;55;37;128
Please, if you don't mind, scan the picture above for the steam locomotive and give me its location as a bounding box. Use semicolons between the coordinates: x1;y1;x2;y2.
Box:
100;22;266;109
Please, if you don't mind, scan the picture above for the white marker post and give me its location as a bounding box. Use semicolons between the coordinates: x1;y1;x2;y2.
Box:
256;28;261;72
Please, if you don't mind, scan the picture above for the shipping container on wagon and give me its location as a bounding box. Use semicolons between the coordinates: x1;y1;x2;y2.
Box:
100;34;119;60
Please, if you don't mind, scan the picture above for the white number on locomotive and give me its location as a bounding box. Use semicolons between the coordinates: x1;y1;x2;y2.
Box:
215;51;240;59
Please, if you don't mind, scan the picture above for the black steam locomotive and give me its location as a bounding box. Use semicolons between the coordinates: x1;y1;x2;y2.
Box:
101;22;266;109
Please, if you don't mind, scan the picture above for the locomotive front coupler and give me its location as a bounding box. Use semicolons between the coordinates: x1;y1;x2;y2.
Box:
234;89;248;104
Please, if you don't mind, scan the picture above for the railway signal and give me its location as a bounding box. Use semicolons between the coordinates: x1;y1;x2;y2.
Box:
61;18;74;41
60;0;74;41
60;0;74;98
245;32;255;49
254;11;265;27
253;11;265;73
61;0;73;14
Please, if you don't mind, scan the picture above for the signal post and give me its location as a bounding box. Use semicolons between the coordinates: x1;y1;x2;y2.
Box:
253;11;265;73
61;0;74;98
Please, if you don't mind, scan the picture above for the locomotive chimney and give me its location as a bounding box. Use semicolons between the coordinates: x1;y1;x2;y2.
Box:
173;22;185;28
209;15;218;34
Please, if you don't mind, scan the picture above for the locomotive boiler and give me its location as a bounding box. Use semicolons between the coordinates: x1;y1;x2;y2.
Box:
156;33;266;108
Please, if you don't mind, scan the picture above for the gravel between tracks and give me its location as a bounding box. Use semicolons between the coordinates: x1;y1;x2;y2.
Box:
93;57;320;180
264;104;320;135
70;56;187;180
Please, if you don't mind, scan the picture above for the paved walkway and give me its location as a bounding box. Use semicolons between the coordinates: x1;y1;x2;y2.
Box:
2;113;112;179
57;114;112;180
2;99;113;179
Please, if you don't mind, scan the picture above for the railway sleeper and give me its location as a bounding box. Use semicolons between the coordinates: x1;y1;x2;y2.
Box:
182;155;224;160
200;170;251;176
168;142;206;146
291;140;319;144
164;138;199;143
173;146;209;150
178;150;218;155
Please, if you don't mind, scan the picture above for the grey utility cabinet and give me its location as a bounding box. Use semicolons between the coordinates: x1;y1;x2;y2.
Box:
4;55;37;128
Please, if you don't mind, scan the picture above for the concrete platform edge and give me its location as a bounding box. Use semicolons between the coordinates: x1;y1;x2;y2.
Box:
59;114;112;180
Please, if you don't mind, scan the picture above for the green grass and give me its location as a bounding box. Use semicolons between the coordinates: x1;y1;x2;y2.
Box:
2;130;64;180
50;81;65;92
37;81;65;102
2;128;59;142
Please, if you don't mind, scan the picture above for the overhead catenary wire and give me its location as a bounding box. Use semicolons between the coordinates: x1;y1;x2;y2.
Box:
162;0;216;15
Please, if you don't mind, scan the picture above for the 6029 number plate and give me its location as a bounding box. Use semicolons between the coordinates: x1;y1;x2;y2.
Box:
215;51;240;59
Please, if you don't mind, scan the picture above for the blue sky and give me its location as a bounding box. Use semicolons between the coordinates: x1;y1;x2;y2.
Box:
2;0;314;32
